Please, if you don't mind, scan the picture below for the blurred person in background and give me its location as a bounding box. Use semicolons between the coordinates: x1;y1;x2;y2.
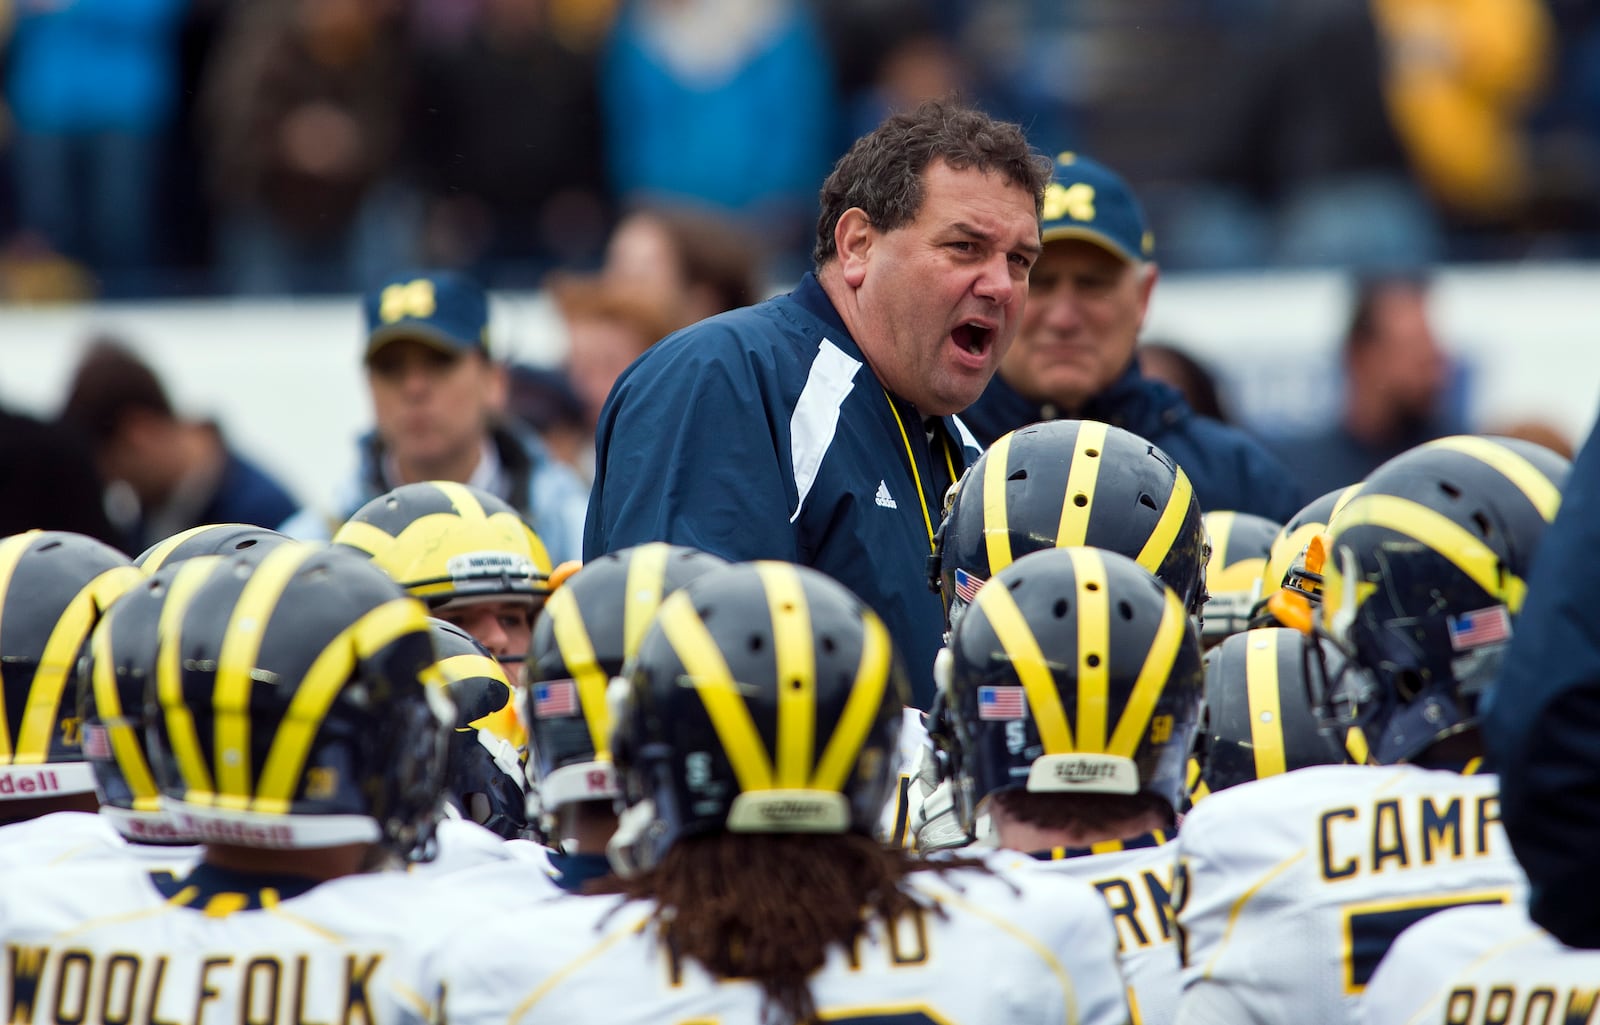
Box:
1267;273;1459;496
0;401;122;546
508;363;593;481
548;271;677;432
1139;340;1233;423
599;204;767;332
197;0;416;295
2;0;186;294
57;338;302;552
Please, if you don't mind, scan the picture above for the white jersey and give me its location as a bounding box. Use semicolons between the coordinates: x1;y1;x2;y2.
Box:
427;857;1132;1025
1174;765;1526;1025
879;706;929;848
1361;903;1600;1025
1005;833;1182;1025
413;815;560;888
0;811;198;874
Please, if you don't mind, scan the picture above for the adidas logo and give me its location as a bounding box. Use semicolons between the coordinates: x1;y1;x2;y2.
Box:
875;480;898;509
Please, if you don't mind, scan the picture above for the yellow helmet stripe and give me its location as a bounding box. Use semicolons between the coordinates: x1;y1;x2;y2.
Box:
437;652;506;688
982;432;1017;574
328;520;396;559
1245;633;1288;780
158;558;229;798
1136;467;1196;577
0;533;36;759
434;480;490;520
1208;511;1237;568
16;566;140;762
547;585;613;760
1073;548;1112;752
657;593;774;791
622;544;672;662
812;611;892;792
1421;436;1562;523
974;578;1074;753
1108;586;1187;758
1330;482;1362;521
255;597;429;811
759;563;815;789
91;615;161;809
1055;421;1109;549
137;525;214;572
1335;494;1528;612
214;544;310;807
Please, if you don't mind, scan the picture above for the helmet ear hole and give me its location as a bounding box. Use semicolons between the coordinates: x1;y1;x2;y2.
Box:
1395;669;1426;703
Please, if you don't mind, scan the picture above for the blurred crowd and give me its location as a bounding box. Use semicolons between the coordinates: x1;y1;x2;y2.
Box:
4;0;1600;302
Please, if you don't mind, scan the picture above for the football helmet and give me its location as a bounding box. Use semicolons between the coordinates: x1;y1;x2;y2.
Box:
1255;484;1362;620
0;531;144;805
1310;435;1569;765
939;546;1203;838
78;556;229;841
524;543;728;832
428;618;530;840
1187;627;1354;805
135;523;291;572
1200;511;1281;648
931;419;1208;633
146;542;452;855
608;561;907;874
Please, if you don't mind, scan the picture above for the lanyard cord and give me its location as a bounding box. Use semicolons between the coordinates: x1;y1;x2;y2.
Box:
884;390;957;553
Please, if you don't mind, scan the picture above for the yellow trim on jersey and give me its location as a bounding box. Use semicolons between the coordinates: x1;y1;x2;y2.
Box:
1136;467;1195;576
1109;587;1187;759
1335;494;1528;612
158;557;227;797
1462;756;1484;776
1073;548;1112;752
1245;634;1288;780
0;533;28;758
214;544;308;807
509;908;651;1022
973;581;1074;753
658;593;774;792
1422;436;1561;523
622;543;673;661
760;563;816;789
255;598;428;812
812;612;892;792
547;585;613;760
204;893;249;918
817;1005;956;1024
1055;421;1109;548
935;890;1081;1025
327;520;395;558
1201;851;1307;980
91;621;161;809
982;432;1016;574
1337;888;1511;995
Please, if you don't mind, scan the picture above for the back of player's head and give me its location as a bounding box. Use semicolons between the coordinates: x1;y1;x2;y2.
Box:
1314;436;1569;765
135;523;292;573
524;543;729;827
932;419;1207;632
1188;627;1356;805
0;531;143;815
608;561;906;874
147;542;451;855
939;546;1203;836
1200;510;1281;648
427;618;529;840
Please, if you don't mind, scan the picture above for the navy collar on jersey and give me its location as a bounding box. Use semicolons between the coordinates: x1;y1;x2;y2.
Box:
547;850;614;895
154;862;322;914
1030;829;1171;862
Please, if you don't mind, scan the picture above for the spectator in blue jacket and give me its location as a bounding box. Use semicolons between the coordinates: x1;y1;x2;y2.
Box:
960;151;1304;523
586;100;1052;705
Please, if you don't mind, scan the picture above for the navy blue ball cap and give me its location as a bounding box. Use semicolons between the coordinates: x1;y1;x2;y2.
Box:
1039;152;1153;263
363;270;491;363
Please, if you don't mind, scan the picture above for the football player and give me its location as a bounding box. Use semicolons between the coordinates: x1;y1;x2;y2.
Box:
1250;483;1361;627
425;561;1132;1025
1198;511;1279;649
134;522;291;572
1173;436;1570;1024
937;545;1202;1024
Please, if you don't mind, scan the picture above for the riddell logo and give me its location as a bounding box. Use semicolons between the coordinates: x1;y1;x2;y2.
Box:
0;770;63;796
179;814;296;847
1052;760;1120;784
585;769;612;793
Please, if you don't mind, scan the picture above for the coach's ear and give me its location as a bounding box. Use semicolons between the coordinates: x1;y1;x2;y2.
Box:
835;207;874;288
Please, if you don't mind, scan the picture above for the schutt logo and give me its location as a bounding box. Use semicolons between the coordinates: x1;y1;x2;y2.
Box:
1052;760;1120;784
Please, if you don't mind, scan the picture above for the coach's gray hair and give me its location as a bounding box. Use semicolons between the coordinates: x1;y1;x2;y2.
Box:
813;98;1051;267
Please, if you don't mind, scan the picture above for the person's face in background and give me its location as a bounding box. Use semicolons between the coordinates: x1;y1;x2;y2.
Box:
367;340;505;477
1355;285;1447;423
435;597;538;672
565;314;653;428
602;214;683;322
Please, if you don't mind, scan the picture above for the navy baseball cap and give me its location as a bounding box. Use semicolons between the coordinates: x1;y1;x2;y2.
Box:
363;270;491;363
1039;152;1153;263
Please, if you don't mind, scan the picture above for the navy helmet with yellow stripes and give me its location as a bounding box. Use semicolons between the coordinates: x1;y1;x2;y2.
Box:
134;522;290;573
146;542;452;856
1253;483;1362;626
78;555;234;842
931;419;1208;633
939;546;1203;837
608;561;907;874
1188;627;1354;805
429;618;530;840
1199;510;1281;648
0;530;144;813
525;543;728;827
1313;436;1570;765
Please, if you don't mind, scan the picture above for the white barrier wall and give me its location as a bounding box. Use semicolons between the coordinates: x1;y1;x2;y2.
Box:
1;264;1596;520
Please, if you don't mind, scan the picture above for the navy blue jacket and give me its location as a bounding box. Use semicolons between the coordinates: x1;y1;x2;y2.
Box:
585;274;980;707
961;362;1304;523
1484;417;1600;947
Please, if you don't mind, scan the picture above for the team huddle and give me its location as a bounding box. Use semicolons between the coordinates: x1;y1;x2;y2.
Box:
0;411;1587;1025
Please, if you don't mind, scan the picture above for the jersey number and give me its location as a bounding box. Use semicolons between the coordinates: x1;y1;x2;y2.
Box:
1341;892;1509;992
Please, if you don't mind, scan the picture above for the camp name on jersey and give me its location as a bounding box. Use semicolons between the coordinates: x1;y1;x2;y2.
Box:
1318;791;1503;881
4;945;384;1025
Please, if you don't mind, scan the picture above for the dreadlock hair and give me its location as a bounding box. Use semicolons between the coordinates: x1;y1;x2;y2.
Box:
599;831;974;1025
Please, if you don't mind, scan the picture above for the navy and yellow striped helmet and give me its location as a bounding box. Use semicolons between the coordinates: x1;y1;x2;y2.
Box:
1314;436;1569;764
608;562;907;873
941;546;1203;835
135;523;291;573
1255;484;1362;622
1188;627;1354;805
428;618;529;840
146;542;451;855
525;543;728;821
932;419;1208;632
0;531;144;809
1200;510;1281;648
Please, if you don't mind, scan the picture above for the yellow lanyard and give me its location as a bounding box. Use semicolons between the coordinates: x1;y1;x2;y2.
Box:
884;390;960;553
